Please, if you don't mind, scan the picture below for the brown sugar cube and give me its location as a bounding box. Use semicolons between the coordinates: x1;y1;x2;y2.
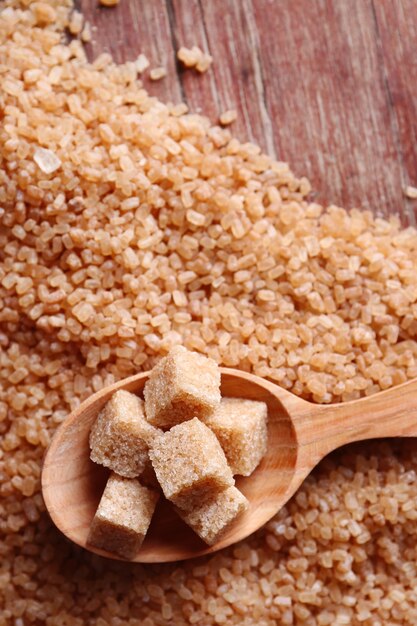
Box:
143;346;221;429
149;417;234;508
203;398;268;476
90;390;159;478
87;473;159;559
176;486;249;545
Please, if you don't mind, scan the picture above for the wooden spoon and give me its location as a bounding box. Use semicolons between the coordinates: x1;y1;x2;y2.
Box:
42;368;417;563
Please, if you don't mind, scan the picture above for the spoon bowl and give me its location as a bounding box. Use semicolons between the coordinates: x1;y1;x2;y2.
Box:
42;368;417;562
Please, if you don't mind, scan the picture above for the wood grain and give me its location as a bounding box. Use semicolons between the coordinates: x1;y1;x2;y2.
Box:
42;368;417;563
77;0;417;223
251;0;406;218
372;0;417;224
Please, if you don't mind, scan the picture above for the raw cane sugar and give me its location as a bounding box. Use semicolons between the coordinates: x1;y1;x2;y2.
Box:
149;417;234;508
203;398;268;476
90;390;159;478
175;486;249;545
177;46;213;73
143;346;221;429
87;473;159;559
4;1;417;619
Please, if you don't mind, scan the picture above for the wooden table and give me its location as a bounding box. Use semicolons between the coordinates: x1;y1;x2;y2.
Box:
78;0;417;224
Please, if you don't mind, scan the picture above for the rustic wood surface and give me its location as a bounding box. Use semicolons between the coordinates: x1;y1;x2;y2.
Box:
76;0;417;224
42;367;417;563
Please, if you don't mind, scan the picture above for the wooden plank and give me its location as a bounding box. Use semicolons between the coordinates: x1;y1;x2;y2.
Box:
170;0;275;154
251;0;406;219
77;0;415;221
78;0;182;104
372;0;417;223
166;0;221;122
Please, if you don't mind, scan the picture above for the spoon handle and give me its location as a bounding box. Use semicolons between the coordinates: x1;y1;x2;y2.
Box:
292;377;417;467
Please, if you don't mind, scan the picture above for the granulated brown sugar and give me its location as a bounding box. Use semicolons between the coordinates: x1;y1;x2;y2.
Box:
2;1;417;624
177;45;213;73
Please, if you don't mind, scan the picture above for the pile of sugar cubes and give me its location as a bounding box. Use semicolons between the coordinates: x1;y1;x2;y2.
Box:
87;346;268;559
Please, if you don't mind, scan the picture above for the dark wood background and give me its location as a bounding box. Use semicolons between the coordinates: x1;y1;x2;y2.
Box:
77;0;417;224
